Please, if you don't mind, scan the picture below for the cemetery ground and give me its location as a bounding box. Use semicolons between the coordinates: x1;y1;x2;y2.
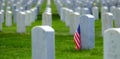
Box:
0;0;103;59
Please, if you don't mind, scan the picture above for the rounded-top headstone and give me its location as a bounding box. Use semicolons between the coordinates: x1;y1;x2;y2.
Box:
42;11;52;26
75;7;81;14
0;12;2;31
101;12;113;35
104;28;120;59
110;6;116;20
92;6;99;20
114;7;120;27
1;10;4;13
101;6;108;15
32;26;55;59
81;8;90;15
32;26;54;32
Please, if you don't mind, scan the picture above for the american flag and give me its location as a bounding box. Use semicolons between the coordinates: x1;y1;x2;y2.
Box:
74;25;81;50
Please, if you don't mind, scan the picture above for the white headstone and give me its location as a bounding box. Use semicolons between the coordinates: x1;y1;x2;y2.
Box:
0;12;2;31
110;6;117;20
6;7;11;11
60;7;67;22
16;2;21;9
80;14;95;49
33;7;37;20
69;10;74;35
25;10;31;26
31;8;35;22
1;3;5;10
42;12;52;26
17;12;26;33
14;9;19;23
29;10;33;24
65;9;73;27
81;8;90;16
1;10;4;23
56;1;63;15
32;26;55;59
101;6;108;17
102;12;113;35
114;8;120;27
6;11;12;27
74;12;80;34
104;28;120;59
92;6;99;20
75;7;81;14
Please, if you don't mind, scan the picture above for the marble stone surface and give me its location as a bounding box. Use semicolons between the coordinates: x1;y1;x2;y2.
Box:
92;6;99;20
102;12;113;35
114;8;120;27
32;26;55;59
42;12;52;26
79;14;95;49
0;12;2;31
6;11;12;27
17;12;26;33
104;28;120;59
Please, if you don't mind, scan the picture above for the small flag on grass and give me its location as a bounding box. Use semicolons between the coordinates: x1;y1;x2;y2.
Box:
74;25;81;50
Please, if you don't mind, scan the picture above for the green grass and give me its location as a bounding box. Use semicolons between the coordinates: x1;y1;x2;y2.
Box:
0;0;103;59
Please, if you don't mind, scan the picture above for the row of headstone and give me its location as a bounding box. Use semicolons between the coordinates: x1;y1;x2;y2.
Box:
101;0;120;8
31;14;95;59
59;5;95;49
31;0;55;58
101;6;120;35
0;0;43;33
60;7;98;36
54;0;99;18
95;2;120;59
56;3;99;20
101;4;120;59
42;0;52;26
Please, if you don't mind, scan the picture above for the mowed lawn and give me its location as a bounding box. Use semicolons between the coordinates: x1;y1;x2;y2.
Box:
0;0;103;59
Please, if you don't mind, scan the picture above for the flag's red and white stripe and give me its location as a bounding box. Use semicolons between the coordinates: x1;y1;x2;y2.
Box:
74;25;81;50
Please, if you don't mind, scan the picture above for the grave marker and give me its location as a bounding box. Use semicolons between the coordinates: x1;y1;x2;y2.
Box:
80;14;95;49
81;8;90;16
60;7;66;22
32;26;55;59
0;12;2;31
25;10;31;26
104;28;120;59
110;6;116;20
102;13;113;35
114;8;120;27
65;9;73;27
1;10;4;23
101;6;108;17
74;12;80;34
92;6;99;20
42;11;52;26
75;7;81;14
17;12;26;33
69;10;74;35
6;11;12;27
